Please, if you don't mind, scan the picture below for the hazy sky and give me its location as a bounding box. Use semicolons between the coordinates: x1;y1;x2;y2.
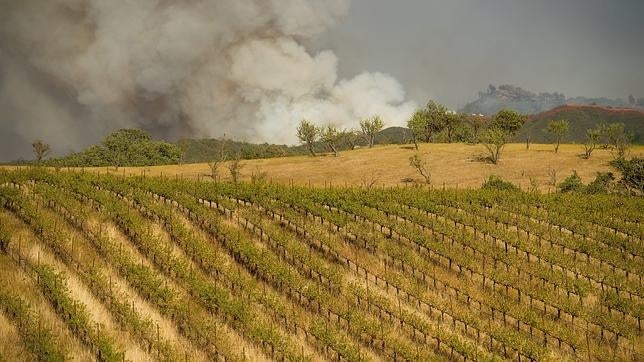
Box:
1;0;643;162
313;0;644;108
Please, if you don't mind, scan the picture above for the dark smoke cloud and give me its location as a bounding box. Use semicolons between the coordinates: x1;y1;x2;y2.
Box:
0;0;415;161
2;0;642;162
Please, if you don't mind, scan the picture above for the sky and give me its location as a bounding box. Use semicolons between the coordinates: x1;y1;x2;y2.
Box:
1;0;643;162
313;0;644;108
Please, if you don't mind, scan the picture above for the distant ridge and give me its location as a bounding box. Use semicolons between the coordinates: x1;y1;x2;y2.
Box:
460;84;644;116
517;104;644;144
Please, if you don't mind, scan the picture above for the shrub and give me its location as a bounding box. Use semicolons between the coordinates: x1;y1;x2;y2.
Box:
481;175;520;191
585;172;615;194
558;170;584;193
610;157;644;193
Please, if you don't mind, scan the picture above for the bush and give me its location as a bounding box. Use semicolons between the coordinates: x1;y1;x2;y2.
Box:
481;175;520;191
558;171;584;193
610;157;644;193
585;172;615;194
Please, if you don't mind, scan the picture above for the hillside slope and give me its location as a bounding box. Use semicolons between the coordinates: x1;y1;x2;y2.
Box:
74;143;644;191
517;105;644;143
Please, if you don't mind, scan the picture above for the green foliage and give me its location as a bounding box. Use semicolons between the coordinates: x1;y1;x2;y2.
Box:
32;140;51;164
408;153;431;184
490;109;527;136
0;283;68;361
582;127;602;159
480;127;509;164
481;175;520;191
585;172;615;194
603;122;632;159
545;119;570;153
319;125;342;156
610;157;644;193
359;115;384;148
45;129;181;167
297;120;319;156
406;112;426;149
558;170;584;193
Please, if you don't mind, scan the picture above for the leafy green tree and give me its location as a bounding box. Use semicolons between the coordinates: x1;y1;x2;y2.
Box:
582;127;602;159
480;128;509;164
604;122;632;159
421;100;448;142
320;125;342;157
464;116;488;143
360;116;384;148
297;120;319;156
545;119;570;153
407;112;426;150
443;111;465;143
490;109;527;136
32;140;51;164
339;129;361;150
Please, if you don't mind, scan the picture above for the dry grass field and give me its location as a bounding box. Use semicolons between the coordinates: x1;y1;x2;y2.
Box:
50;143;644;191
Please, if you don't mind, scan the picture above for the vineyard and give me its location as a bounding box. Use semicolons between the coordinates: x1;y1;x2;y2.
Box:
0;168;642;361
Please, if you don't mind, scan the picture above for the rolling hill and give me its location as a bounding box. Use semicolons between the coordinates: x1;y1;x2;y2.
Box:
517;104;644;144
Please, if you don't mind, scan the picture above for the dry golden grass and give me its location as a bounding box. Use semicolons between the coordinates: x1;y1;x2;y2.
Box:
9;143;643;191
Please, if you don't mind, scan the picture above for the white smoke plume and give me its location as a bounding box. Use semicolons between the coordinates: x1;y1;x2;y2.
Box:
0;0;416;159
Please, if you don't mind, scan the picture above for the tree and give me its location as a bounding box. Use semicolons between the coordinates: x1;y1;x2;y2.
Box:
409;153;431;184
340;129;361;150
407;112;426;150
360;116;384;148
297;120;319;156
32;140;51;164
545;119;570;153
228;153;243;183
422;100;448;142
480;128;509;164
490;109;527;136
582;127;601;159
320;125;342;157
443;111;464;143
209;139;227;180
465;115;487;143
604;123;631;159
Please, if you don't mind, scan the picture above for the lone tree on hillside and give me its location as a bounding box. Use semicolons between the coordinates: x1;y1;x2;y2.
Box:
604;122;632;159
480;109;526;164
582;127;602;159
409;153;431;184
297;120;319;156
480;127;509;164
32;140;51;164
320;125;342;157
545;119;570;153
360;116;384;148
